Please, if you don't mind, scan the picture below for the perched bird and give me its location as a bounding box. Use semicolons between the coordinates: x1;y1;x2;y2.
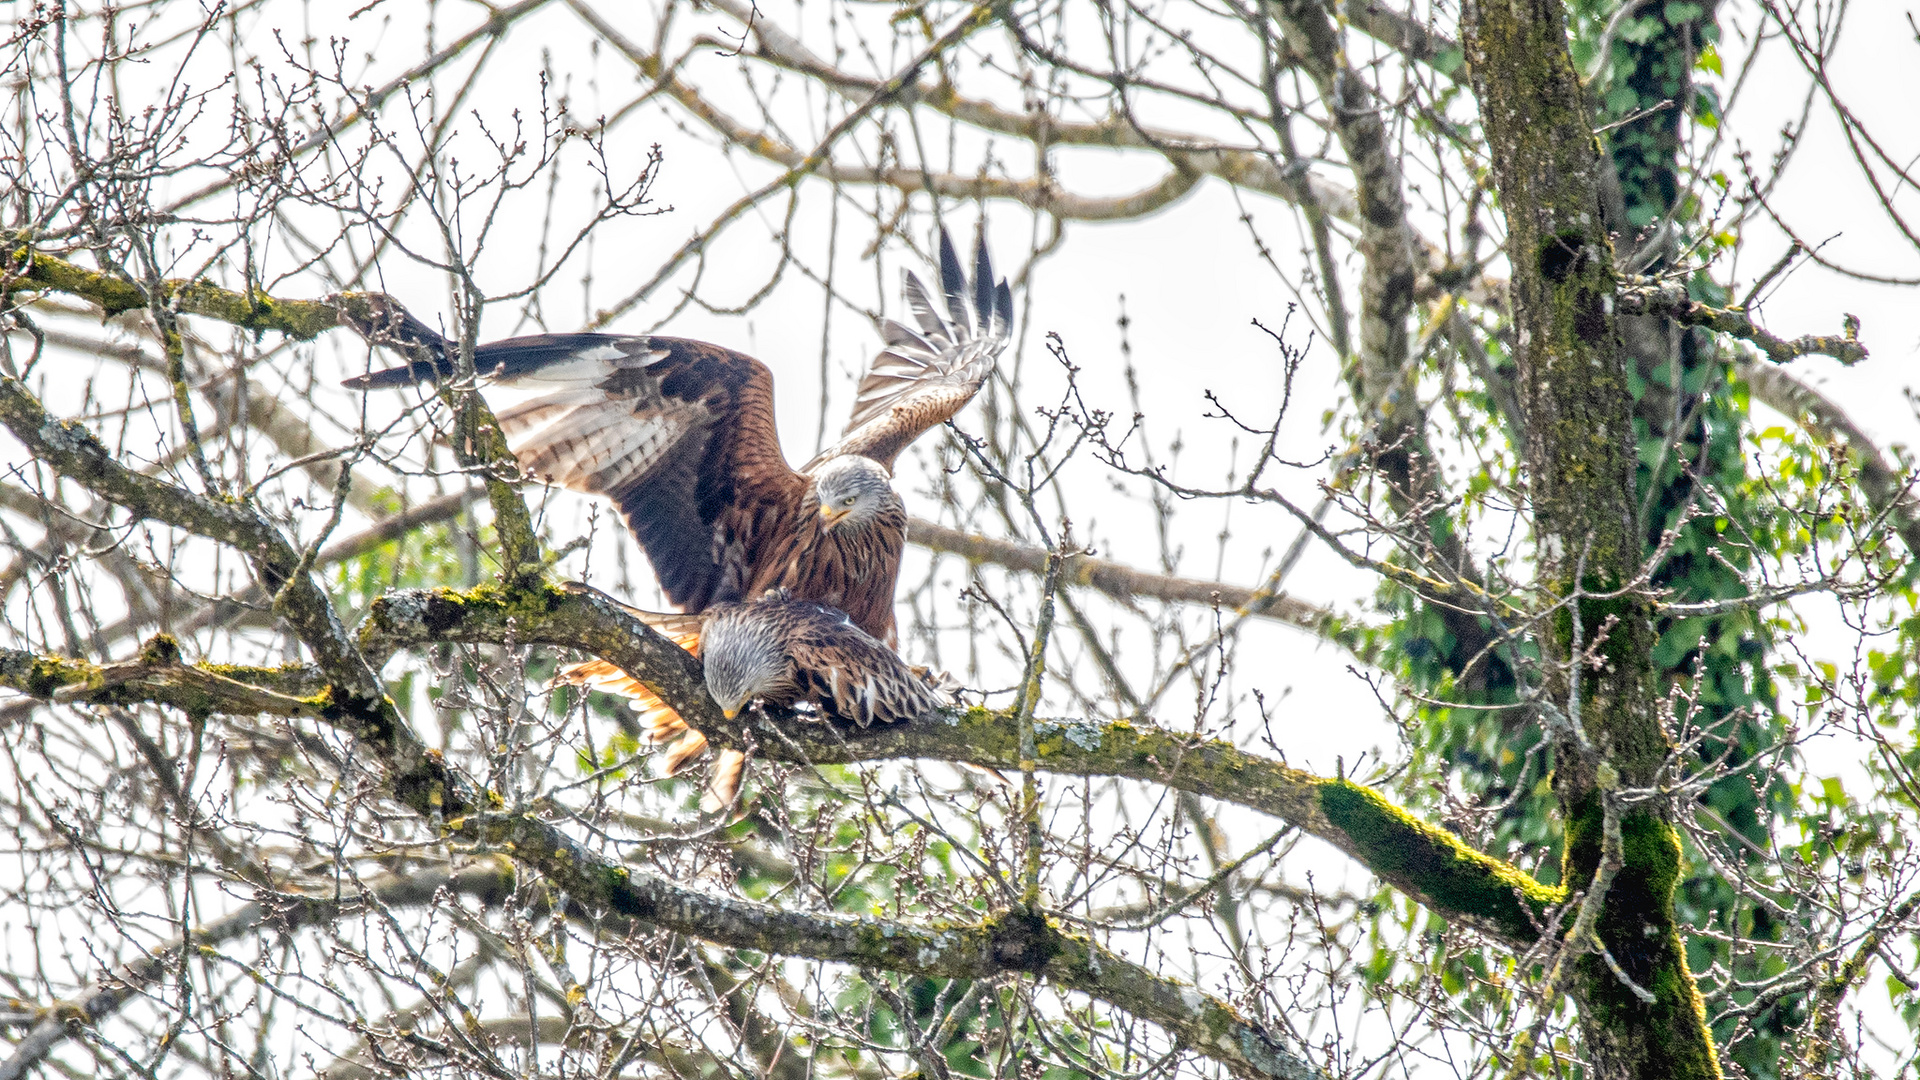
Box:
556;588;960;809
343;230;1009;802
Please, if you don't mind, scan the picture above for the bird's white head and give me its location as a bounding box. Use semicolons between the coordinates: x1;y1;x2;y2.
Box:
810;455;901;534
702;607;791;721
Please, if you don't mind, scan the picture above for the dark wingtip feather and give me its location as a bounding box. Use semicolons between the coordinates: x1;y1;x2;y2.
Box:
994;279;1013;338
337;293;453;389
972;231;995;334
341;361;443;390
936;227;971;337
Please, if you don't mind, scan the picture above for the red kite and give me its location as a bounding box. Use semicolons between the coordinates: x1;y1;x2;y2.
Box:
342;230;1011;645
343;231;1010;803
558;588;958;811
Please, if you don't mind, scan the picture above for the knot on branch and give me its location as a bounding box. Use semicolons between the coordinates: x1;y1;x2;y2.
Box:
985;908;1060;973
137;633;181;667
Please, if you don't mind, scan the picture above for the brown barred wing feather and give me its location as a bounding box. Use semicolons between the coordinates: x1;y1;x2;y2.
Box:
485;336;808;612
804;229;1015;472
340;304;809;612
742;599;957;727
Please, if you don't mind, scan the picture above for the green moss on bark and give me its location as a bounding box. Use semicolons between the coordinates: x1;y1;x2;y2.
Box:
18;654;98;698
138;634;182;666
1320;779;1562;941
9;242;348;339
1565;800;1718;1080
1465;0;1724;1072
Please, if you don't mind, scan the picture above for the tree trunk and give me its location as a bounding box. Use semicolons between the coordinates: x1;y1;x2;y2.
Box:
1461;1;1721;1076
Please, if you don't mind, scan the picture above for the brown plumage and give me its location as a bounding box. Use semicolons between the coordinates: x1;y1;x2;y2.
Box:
341;229;1011;645
555;590;958;810
695;595;958;727
344;231;1009;801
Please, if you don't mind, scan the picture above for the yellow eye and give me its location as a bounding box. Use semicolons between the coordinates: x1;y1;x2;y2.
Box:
841;495;857;507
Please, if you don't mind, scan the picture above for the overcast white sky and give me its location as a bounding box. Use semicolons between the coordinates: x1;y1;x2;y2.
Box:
5;0;1916;1064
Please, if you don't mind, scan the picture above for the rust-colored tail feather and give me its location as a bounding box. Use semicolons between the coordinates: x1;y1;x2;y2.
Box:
700;749;748;813
555;657;696;745
550;624;742;805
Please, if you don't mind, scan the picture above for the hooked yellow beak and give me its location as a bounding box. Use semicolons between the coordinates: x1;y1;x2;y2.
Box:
818;504;850;530
722;706;739;720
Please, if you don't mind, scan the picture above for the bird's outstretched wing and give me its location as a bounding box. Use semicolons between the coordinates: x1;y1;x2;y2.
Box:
805;229;1014;472
340;296;806;611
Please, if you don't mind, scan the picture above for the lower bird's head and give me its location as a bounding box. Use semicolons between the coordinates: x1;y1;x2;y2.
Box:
702;607;792;720
810;455;900;533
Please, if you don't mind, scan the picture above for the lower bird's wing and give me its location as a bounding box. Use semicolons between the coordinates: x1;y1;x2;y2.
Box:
777;601;956;726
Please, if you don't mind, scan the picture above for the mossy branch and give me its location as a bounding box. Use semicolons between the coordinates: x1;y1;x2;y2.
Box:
362;583;1561;945
10;243;541;596
1619;283;1867;366
0;642;326;717
4;239;393;340
452;811;1322;1080
5;516;1559;963
11;579;1562;948
358;581;718;723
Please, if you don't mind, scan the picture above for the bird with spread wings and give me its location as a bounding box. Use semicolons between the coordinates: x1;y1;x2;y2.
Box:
342;230;1012;804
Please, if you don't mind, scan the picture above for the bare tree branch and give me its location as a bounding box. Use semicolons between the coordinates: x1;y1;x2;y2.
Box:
1620;283;1868;365
0;861;519;1080
907;517;1364;645
1738;358;1920;555
152;0;563;218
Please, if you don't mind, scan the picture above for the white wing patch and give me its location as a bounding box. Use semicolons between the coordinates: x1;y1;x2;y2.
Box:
490;354;617;390
482;341;701;495
484;344;669;391
498;391;701;494
563;343;636;363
